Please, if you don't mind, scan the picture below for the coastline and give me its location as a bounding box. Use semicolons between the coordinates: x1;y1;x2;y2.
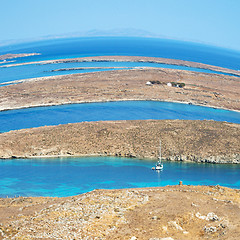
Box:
1;55;240;77
0;53;40;61
1;120;239;164
0;67;239;112
1;98;239;114
1;56;240;239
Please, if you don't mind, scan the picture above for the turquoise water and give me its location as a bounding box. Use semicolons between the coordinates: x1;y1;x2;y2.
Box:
1;101;240;132
0;156;239;197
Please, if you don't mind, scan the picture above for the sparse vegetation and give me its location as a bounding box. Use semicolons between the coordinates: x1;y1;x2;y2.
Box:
171;82;185;88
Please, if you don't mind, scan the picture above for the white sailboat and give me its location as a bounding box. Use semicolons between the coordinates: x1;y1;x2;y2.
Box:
152;140;163;170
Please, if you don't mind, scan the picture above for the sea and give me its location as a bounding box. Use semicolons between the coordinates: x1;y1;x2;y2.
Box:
0;37;240;84
0;37;240;197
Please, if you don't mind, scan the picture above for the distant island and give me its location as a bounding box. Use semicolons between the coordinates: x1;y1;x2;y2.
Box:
0;53;41;61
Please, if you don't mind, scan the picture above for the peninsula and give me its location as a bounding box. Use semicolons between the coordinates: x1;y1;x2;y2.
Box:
0;53;40;62
0;66;239;111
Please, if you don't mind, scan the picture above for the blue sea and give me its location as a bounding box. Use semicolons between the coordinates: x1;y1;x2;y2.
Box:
1;101;240;133
0;37;240;84
1;37;240;69
0;37;240;197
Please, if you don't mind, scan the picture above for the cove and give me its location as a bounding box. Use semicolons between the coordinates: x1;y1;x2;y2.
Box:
0;156;239;198
1;101;240;132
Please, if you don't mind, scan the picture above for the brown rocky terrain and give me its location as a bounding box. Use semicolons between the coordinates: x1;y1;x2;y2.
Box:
0;67;239;112
0;120;239;163
0;185;240;239
0;53;40;61
1;56;240;239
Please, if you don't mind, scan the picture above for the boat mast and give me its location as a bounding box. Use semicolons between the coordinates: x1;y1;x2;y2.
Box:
159;139;161;163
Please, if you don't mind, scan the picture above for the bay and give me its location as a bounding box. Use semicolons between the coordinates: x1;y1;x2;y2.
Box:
0;60;235;85
0;156;239;197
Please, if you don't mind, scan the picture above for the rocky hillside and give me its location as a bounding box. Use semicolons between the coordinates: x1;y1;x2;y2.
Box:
0;120;239;163
0;185;240;239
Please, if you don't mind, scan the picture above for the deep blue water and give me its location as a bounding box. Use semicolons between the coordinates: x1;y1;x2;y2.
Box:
0;37;240;85
1;37;240;70
0;156;239;197
1;101;240;132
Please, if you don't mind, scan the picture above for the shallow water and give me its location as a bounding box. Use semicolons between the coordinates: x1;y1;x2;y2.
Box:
0;156;239;197
1;101;240;132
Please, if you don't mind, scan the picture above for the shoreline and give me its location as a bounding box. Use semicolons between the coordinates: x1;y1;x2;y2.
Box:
0;67;239;112
1;97;240;114
1;120;239;164
1;55;240;77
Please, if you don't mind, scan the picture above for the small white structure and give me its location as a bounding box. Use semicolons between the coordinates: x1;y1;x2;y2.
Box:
167;82;172;87
146;81;152;85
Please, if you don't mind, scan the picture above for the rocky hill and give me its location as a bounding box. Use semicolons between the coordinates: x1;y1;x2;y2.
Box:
0;120;239;163
0;185;240;239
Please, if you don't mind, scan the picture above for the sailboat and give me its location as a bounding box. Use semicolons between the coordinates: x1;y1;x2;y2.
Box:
152;140;163;170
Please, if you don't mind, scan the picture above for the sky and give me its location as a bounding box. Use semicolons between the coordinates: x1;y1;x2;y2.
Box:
1;0;240;51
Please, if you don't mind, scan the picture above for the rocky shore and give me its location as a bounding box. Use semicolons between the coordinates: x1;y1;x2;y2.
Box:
0;185;240;239
0;120;239;163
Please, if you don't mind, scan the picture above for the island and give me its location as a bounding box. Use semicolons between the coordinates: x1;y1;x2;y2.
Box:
0;60;239;112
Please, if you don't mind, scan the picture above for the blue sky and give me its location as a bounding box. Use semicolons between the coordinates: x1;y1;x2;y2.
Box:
1;0;240;51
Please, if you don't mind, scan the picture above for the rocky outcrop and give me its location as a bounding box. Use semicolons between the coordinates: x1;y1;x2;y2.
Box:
0;120;239;164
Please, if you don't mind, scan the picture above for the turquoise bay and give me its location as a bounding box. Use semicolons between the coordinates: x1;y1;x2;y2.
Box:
0;156;239;198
